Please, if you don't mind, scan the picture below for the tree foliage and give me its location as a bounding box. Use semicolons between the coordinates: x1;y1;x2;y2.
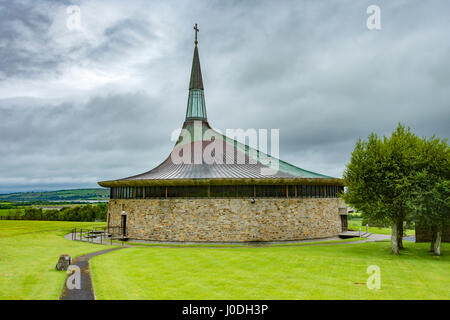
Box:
18;204;107;221
343;124;422;254
408;135;450;255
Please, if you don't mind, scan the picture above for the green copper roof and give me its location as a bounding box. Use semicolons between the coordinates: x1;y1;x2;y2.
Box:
186;46;207;121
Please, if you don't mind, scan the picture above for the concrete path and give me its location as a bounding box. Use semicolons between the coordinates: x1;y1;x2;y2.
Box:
366;233;391;241
60;247;123;300
403;235;416;242
64;232;365;247
65;232;415;248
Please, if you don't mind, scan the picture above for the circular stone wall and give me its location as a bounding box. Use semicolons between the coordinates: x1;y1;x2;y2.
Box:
107;198;346;242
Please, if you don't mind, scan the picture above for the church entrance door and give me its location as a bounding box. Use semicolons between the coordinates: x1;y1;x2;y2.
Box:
121;215;127;236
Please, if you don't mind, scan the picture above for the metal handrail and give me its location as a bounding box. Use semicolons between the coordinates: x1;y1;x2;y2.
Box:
70;225;125;245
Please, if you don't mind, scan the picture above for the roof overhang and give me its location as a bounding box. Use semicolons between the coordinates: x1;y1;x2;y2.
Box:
98;177;344;188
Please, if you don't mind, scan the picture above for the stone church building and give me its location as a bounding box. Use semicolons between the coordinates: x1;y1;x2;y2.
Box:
98;27;347;242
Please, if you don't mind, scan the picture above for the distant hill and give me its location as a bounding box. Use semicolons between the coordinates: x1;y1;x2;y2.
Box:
0;188;109;202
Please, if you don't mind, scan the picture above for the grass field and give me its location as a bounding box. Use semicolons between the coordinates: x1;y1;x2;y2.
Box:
1;220;448;300
0;220;107;299
90;242;450;300
348;218;415;236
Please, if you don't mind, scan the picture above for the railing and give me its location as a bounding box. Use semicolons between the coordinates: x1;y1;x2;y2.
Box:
71;225;126;245
71;227;109;244
107;225;125;236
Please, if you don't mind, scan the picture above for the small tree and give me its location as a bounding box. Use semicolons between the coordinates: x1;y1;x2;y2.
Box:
342;124;420;254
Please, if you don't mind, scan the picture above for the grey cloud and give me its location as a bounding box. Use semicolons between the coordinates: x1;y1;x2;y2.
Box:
87;18;159;63
0;0;58;79
0;92;177;191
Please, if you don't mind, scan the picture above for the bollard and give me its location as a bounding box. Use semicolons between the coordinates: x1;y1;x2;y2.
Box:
359;227;361;237
366;224;369;233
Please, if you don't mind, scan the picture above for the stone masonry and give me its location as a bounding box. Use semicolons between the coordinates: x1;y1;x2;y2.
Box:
415;223;450;242
108;198;346;242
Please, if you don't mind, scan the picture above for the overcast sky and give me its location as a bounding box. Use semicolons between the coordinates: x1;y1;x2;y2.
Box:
0;0;449;193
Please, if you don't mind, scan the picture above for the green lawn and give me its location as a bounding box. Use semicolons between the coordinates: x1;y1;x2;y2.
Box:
0;220;107;300
91;242;450;300
348;218;415;236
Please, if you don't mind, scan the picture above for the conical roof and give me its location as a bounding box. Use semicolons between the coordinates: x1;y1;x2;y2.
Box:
103;120;337;183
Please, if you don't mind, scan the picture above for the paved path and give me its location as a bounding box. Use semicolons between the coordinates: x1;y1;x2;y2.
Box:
64;232;370;247
65;232;413;248
403;235;416;242
60;247;123;300
366;234;391;241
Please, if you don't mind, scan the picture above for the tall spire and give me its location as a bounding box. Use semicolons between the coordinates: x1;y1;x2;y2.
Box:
189;46;203;90
185;23;207;121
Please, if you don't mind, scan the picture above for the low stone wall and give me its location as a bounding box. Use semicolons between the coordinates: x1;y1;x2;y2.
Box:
415;223;450;242
107;198;346;242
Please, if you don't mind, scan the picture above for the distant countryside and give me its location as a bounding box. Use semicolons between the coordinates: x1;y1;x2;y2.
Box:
0;188;109;222
0;188;109;202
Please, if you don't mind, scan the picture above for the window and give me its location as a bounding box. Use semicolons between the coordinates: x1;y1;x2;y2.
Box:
255;185;286;197
167;186;208;198
110;184;342;199
145;186;166;198
288;185;296;198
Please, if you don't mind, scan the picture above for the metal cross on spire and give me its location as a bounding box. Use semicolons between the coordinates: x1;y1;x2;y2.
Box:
194;23;199;46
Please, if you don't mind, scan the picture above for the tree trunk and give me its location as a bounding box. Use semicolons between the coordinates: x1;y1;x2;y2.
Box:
397;220;404;249
434;226;441;256
430;226;437;252
391;222;399;254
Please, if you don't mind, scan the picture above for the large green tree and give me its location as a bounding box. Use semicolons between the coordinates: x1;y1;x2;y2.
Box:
342;124;421;254
408;136;449;255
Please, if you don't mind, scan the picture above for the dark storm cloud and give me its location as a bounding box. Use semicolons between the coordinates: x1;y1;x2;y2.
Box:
0;0;158;82
0;0;449;192
0;0;58;79
88;18;159;60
